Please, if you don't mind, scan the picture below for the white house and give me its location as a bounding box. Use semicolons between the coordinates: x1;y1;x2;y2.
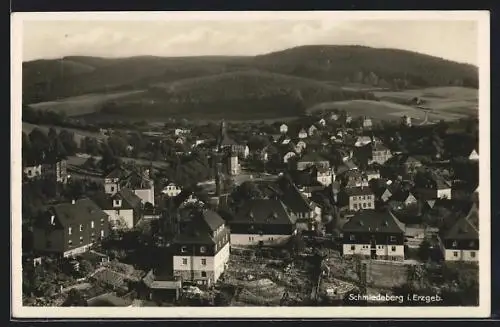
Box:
280;124;288;134
468;149;479;161
162;182;182;197
283;151;297;163
298;129;308;139
24;164;42;179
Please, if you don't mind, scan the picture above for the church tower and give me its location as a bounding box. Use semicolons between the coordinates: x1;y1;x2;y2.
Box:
228;151;240;176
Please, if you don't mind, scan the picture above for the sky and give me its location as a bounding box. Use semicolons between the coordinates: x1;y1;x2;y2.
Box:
22;18;479;65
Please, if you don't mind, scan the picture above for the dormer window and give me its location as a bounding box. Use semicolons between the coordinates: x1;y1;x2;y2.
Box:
91;221;94;229
113;199;122;207
181;246;187;253
349;234;355;241
79;224;83;232
200;246;206;254
68;227;72;235
452;241;458;247
390;236;396;242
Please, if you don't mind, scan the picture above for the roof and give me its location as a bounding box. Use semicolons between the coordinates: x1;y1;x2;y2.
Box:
121;171;152;189
297;152;328;163
218;133;239;147
342;210;405;234
172;209;225;245
372;142;389;152
105;166;130;179
343;186;374;197
442;202;479;240
233;199;296;225
36;198;108;228
92;188;142;210
278;180;312;213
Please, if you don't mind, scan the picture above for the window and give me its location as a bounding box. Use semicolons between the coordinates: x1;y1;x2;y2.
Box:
391;246;396;252
68;240;72;245
182;258;188;265
350;245;355;251
249;236;254;241
353;203;358;210
390;236;396;242
200;246;206;254
201;259;207;266
100;230;104;238
79;224;83;232
91;221;94;229
101;218;105;225
453;251;458;257
362;203;366;208
68;227;72;235
80;236;84;244
201;271;207;278
111;187;115;192
452;241;457;247
269;237;274;241
470;251;476;258
181;246;187;253
349;235;355;241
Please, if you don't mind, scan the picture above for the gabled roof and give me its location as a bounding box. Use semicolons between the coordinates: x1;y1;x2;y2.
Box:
442;202;479;240
343;186;374;197
342;210;405;234
172;209;225;245
233;199;296;225
278;181;312;213
121;171;152;190
36;198;108;228
105;166;131;179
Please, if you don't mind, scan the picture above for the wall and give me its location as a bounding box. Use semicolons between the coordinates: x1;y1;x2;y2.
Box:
33;228;65;254
342;244;404;259
63;243;94;258
104;209;134;229
230;233;292;246
105;182;119;195
437;188;452;200
349;196;375;211
443;249;479;262
24;165;42;179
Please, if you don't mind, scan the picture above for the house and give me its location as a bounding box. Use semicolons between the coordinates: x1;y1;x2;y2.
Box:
298;128;308;139
142;269;183;302
162;182;182;197
362;117;373;130
294;139;307;153
438;202;479;262
402;115;412;127
318;118;326;127
296;152;330;171
346;115;353;123
416;173;452;200
174;128;191;136
338;186;375;211
330;113;339;121
103;166;131;195
341;210;405;261
175;137;185;144
338;170;368;188
217;120;249;159
33;198;110;258
468;149;479;161
307;125;318;136
316;166;335;187
370;142;392;165
23;164;42;179
401;156;423;174
227;151;241;176
170;209;230;287
278;179;321;224
121;171;155;206
388;191;418;210
280;124;288;134
230;199;297;246
92;188;143;230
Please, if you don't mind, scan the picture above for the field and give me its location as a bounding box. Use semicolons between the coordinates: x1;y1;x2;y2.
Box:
308;86;478;122
22;122;107;146
373;86;478;117
28;90;146;116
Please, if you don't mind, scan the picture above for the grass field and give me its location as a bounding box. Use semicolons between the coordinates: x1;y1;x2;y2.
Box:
373;86;478;117
308;86;478;122
22;122;107;146
28;90;146;116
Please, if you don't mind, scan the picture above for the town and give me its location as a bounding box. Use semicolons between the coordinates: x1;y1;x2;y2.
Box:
21;106;480;307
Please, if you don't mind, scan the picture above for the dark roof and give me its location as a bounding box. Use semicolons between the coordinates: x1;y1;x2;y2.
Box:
278;181;312;213
372;142;389;152
36;198;108;228
343;186;374;197
342;210;405;234
297;152;328;163
442;203;479;240
105;166;130;179
233;199;296;225
92;188;142;210
172;209;225;245
121;171;152;189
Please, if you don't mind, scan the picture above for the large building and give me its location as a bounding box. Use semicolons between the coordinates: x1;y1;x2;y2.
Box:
296;152;330;171
439;202;479;262
338;186;375;211
370;142;392;165
217;120;249;159
230;199;297;246
171;209;230;287
342;210;405;261
33;198;110;258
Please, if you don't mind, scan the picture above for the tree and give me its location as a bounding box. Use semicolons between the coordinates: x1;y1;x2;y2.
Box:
62;288;88;306
78;260;95;277
214;291;232;306
417;238;431;262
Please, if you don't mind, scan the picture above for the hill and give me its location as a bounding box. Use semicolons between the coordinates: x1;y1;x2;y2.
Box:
254;45;478;88
99;70;375;120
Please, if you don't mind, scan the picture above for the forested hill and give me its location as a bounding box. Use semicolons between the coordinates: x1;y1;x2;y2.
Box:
22;45;478;105
253;45;478;89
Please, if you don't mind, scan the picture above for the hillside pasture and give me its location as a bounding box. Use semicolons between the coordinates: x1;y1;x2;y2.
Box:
28;90;146;117
373;86;478;117
22;122;107;146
